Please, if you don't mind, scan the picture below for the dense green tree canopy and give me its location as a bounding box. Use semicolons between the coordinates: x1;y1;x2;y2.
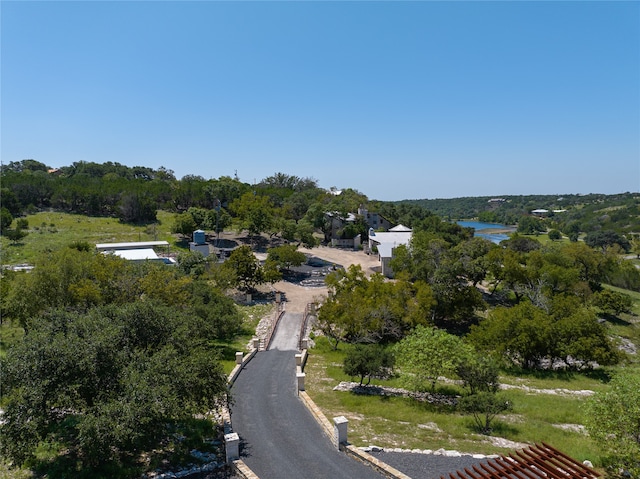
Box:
399;192;639;237
318;265;434;348
516;215;546;235
395;325;474;392
230;192;276;237
2;249;244;339
585;230;631;253
0;302;228;473
548;229;562;241
1;206;14;231
203;175;250;210
585;370;640;477
469;299;620;369
389;233;486;327
266;244;307;272
3;160;638;243
222;245;265;291
3;249;135;329
172;211;198;238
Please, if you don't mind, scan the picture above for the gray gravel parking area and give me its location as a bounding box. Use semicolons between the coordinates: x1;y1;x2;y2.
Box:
368;451;490;478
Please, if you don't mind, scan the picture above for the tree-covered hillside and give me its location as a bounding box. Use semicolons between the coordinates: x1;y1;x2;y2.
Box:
396;193;640;235
3;160;638;239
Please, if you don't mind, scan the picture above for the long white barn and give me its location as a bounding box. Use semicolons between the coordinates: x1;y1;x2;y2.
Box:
96;241;174;264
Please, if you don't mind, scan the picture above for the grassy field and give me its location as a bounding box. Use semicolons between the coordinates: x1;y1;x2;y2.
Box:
304;329;638;466
0;210;182;265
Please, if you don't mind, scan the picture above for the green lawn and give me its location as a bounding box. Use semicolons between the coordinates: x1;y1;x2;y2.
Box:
520;233;571;245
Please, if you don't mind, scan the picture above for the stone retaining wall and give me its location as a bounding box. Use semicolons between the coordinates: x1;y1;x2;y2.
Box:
231;459;260;479
225;339;261;478
296;346;414;479
341;445;412;479
226;326;413;479
298;391;334;440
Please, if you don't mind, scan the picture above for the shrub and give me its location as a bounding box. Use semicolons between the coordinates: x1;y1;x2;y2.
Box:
343;344;394;385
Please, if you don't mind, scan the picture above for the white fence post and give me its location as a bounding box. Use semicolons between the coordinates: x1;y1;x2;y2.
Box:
225;432;240;463
296;372;305;392
333;416;348;448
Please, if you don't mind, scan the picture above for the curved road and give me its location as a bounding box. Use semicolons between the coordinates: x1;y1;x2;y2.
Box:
230;312;385;479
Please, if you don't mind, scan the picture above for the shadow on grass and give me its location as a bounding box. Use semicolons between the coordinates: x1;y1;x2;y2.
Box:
502;366;613;383
31;453;142;479
411;397;458;414
8;241;28;247
29;418;225;479
174;238;191;249
465;419;520;438
580;368;614;383
212;343;242;362
601;313;633;327
489;421;520;437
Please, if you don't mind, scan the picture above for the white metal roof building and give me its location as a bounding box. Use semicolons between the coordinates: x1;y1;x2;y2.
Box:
368;226;412;277
95;241;169;251
96;241;174;264
109;248;160;261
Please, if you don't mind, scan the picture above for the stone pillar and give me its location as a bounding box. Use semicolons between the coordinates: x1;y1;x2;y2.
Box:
246;293;252;303
235;352;243;365
275;292;281;303
296;372;305;392
333;416;348;448
225;432;240;463
252;338;260;350
295;353;302;367
300;338;309;350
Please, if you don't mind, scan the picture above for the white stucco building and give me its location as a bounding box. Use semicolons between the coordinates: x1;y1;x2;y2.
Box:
368;225;412;277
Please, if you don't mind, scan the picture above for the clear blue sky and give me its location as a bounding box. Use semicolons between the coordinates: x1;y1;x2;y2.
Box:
2;1;639;201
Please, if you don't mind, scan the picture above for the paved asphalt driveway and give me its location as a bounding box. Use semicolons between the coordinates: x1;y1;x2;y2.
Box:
230;312;385;479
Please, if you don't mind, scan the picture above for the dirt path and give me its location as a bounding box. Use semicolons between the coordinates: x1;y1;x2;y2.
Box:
272;246;380;314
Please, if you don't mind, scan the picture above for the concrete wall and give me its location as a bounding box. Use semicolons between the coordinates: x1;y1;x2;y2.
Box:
189;242;211;257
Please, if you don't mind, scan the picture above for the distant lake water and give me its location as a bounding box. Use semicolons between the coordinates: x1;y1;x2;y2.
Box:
457;221;515;244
